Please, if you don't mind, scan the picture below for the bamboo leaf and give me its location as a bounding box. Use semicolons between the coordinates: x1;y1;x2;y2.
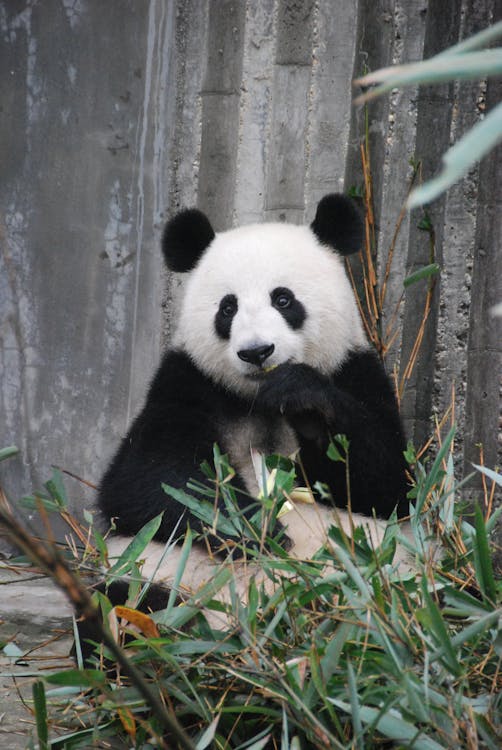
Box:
346;659;363;742
355;49;502;98
166;526;193;614
418;580;461;676
473;504;497;602
107;512;164;578
163;483;241;537
329;699;444;750
408;101;502;206
45;669;107;687
473;464;502;487
0;445;18;462
195;715;220;750
403;263;440;287
32;680;49;750
435;19;502;57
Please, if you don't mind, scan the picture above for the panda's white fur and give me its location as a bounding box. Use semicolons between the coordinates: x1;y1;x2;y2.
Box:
174;223;368;396
106;503;414;628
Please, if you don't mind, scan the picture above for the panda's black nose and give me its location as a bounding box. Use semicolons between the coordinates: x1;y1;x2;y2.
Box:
238;344;275;367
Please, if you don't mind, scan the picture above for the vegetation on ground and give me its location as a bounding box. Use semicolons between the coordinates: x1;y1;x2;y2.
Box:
1;435;501;749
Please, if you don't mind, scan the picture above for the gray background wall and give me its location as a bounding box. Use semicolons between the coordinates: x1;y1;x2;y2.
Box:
1;0;501;527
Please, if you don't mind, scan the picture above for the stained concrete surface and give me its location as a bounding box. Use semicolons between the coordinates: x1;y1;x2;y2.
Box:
0;565;74;749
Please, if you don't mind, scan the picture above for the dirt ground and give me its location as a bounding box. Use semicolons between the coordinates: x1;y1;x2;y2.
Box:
0;566;74;749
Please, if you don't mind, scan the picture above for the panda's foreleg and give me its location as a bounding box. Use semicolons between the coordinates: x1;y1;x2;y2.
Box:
253;361;408;519
98;350;267;555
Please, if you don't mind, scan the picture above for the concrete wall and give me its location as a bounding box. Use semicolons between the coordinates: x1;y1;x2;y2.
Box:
1;0;500;529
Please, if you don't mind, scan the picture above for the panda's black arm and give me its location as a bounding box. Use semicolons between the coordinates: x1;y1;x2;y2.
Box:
98;351;253;549
255;351;409;519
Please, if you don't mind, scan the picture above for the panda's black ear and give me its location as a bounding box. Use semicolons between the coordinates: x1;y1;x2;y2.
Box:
311;194;364;256
162;208;215;272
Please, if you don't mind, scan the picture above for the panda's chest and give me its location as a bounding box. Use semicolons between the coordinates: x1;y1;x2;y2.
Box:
219;415;298;497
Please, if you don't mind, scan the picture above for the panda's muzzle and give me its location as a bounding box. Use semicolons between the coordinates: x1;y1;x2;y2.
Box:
238;343;275;368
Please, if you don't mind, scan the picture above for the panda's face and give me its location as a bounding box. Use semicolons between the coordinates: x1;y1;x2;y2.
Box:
174;222;367;395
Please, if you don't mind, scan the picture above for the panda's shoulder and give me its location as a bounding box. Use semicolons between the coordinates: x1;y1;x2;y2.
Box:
332;348;396;403
145;350;217;403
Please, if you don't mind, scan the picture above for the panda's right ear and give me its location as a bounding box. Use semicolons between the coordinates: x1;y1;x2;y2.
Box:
161;208;215;272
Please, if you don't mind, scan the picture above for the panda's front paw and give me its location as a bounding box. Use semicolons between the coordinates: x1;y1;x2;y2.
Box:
256;363;334;419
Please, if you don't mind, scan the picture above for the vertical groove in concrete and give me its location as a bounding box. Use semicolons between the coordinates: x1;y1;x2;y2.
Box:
264;0;316;224
197;0;247;231
344;0;397;298
463;64;502;493
305;0;359;219
399;0;462;449
234;0;277;226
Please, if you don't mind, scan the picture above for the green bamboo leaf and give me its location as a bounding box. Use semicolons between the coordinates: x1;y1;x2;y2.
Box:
329;699;444;750
435;19;502;57
485;504;502;535
473;464;502;487
243;732;273;750
449;609;501;651
166;526;193;613
419;580;461;676
408;101;502;206
156;640;239;657
473;504;497;602
320;621;354;680
32;680;48;750
163;483;241;538
403;263;440;288
331;544;372;602
443;587;492;617
45;669;106;687
356;49;502;97
474;713;502;750
48;722;117;749
347;659;363;742
45;468;68;507
0;445;18;462
414;425;455;513
107;512;164;578
195;715;220;750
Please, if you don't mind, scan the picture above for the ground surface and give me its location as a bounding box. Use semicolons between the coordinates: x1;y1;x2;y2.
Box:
0;565;74;749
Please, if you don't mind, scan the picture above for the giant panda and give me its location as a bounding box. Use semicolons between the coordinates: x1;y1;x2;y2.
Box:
93;194;411;631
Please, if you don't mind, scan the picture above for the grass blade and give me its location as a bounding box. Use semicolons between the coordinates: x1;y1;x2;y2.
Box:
329;699;445;750
473;504;497;603
32;680;49;750
107;512;164;578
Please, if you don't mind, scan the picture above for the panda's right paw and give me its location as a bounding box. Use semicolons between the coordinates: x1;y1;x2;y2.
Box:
255;363;335;419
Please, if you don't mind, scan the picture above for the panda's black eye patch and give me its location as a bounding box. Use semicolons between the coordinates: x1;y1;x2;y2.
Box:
271;287;306;330
215;294;238;340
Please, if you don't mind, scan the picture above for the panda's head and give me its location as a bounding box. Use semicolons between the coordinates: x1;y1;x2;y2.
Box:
163;194;368;395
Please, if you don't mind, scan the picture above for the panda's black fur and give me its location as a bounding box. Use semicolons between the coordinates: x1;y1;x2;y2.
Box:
98;194;408;555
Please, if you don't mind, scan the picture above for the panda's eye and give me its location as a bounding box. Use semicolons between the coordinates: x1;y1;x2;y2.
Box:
215;294;238;340
272;288;293;309
219;294;237;317
270;286;306;330
221;301;236;317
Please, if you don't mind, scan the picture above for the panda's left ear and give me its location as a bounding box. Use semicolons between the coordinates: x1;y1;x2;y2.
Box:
162;208;215;272
311;194;364;256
